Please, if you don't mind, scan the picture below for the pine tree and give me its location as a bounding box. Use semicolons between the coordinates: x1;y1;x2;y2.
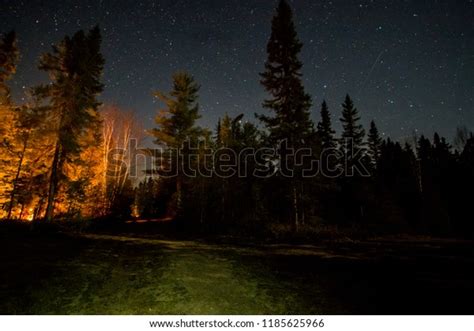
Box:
416;134;452;233
0;30;19;141
258;0;313;229
453;126;470;152
0;30;19;217
317;100;336;149
458;135;474;234
337;95;367;222
151;71;203;217
258;0;313;146
5;103;44;219
37;26;105;221
340;94;366;164
376;138;420;226
433;132;452;163
220;114;232;146
215;118;221;146
0;30;19;103
367;120;382;170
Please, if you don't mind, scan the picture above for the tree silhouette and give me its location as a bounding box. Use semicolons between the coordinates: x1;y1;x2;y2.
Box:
317;100;336;150
258;0;313;146
258;0;313;229
150;72;204;218
37;26;104;221
0;30;18;103
367;120;382;171
340;95;365;154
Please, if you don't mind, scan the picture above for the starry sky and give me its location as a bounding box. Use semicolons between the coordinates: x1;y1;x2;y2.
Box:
1;0;473;142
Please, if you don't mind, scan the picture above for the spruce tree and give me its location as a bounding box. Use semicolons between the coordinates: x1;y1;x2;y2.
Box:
258;0;313;229
38;27;105;221
0;31;19;216
459;136;474;234
151;72;203;217
220;114;232;146
453;126;470;152
367;120;382;170
340;94;366;164
215;118;221;146
5;104;44;219
317;100;336;149
0;30;18;103
0;30;19;142
152;72;201;149
337;95;367;222
258;0;313;146
433;132;452;163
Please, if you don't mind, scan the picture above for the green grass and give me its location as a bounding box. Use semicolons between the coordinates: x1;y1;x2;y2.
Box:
1;228;473;314
3;235;336;314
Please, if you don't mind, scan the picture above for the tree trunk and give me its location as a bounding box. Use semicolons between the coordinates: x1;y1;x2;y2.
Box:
34;197;45;220
221;178;227;223
6;134;29;219
176;176;183;217
19;204;25;220
293;183;299;231
300;182;305;225
199;179;205;224
45;142;61;221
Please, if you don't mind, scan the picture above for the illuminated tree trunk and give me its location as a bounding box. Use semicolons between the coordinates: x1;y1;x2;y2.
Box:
101;106;139;215
45;142;61;221
102;114;114;211
19;203;25;219
6;133;29;219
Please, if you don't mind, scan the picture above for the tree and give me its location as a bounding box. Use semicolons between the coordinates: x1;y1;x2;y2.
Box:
340;94;366;172
367;120;382;171
453;126;471;152
150;72;204;218
416;134;452;233
101;105;142;215
317;100;336;149
375;138;420;227
0;30;19;103
0;30;19;152
0;30;20;218
37;26;105;221
258;0;313;229
258;0;313;146
215;118;222;146
337;95;368;223
218;114;233;147
458;135;474;236
5;102;45;219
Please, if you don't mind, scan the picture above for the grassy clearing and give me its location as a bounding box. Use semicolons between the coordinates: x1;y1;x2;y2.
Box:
1;227;473;314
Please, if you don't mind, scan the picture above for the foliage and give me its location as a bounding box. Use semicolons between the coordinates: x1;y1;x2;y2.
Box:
0;3;473;240
36;26;104;220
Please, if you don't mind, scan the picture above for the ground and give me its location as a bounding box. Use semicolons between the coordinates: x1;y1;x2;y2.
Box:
1;226;473;314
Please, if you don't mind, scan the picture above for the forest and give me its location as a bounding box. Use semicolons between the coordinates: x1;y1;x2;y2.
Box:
1;0;473;240
1;0;474;317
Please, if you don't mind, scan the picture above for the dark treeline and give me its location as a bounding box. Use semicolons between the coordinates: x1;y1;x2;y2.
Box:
135;1;474;238
1;0;473;239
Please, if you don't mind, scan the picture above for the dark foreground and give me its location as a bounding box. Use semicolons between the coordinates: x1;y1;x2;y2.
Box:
1;226;473;314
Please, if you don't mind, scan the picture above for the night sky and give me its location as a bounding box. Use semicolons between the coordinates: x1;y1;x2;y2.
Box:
1;0;473;142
